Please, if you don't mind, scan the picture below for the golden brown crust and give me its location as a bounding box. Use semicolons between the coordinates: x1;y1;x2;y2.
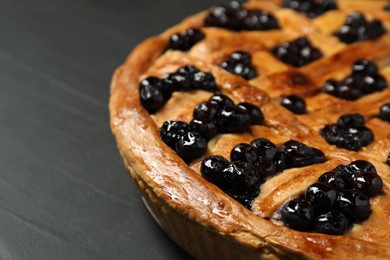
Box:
110;1;390;259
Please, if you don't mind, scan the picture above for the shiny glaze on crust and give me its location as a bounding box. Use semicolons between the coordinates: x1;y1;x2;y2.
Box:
110;1;390;259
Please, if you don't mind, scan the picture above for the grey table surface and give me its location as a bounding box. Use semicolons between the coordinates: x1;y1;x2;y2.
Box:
0;0;221;259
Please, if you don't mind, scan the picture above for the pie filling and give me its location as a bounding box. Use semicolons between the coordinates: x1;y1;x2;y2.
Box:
135;0;390;238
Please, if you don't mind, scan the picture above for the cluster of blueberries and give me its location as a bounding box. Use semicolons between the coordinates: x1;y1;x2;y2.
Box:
167;29;205;51
160;94;264;162
323;59;388;101
220;51;257;80
204;1;279;31
334;13;387;44
201;138;326;208
281;160;383;235
139;66;216;113
282;0;337;18
271;37;323;67
320;114;374;151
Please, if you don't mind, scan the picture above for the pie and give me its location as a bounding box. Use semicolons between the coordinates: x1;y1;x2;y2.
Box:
109;0;390;258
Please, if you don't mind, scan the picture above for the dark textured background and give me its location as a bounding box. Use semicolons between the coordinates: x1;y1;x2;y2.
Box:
0;1;220;259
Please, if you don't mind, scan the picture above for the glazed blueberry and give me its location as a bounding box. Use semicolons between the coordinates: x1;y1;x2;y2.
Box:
160;121;191;148
273;150;288;172
352;60;378;75
209;94;235;110
379;103;390;122
280;95;306;114
348;160;377;175
271;37;323;67
230;143;259;164
228;187;261;209
139;77;166;113
243;9;280;31
314;211;349;235
237;102;264;125
280;140;326;168
177;65;200;76
205;1;279;31
201;155;230;187
305;182;338;213
220;51;257;80
250;138;278;159
337;114;365;128
190;119;218;140
222;161;261;193
280;197;315;231
192;71;217;91
216;105;251;133
318;171;347;190
175;131;207;162
282;0;337;18
334;13;386;43
333;165;355;186
193;102;218;121
254;157;277;178
352;172;383;197
162;72;191;92
335;189;371;221
168;29;205;51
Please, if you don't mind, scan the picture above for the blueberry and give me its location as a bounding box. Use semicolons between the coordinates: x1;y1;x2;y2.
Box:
352;59;378;75
193;102;218;121
280;95;306;114
201;155;230;187
271;37;322;67
318;171;347;190
254;157;277;178
337;114;365;128
160;121;191;149
365;20;386;40
281;197;315;231
314;211;349;235
222;161;261;193
379;103;390;122
282;0;337;18
333;165;355;186
230;143;259;163
177;65;200;76
216;105;251;133
250;138;278;159
237;102;264;125
335;189;371;221
305;182;338;213
139;77;166;113
162;72;191;91
322;79;340;96
209;94;235;110
190;119;218;140
348;160;377;175
385;4;390;11
168;28;205;51
220;51;257;80
352;172;383;197
175;131;207;162
192;71;217;91
280;140;326;168
273;150;288;172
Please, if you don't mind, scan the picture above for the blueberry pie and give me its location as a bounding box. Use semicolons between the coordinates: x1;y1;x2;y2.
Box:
110;0;390;258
